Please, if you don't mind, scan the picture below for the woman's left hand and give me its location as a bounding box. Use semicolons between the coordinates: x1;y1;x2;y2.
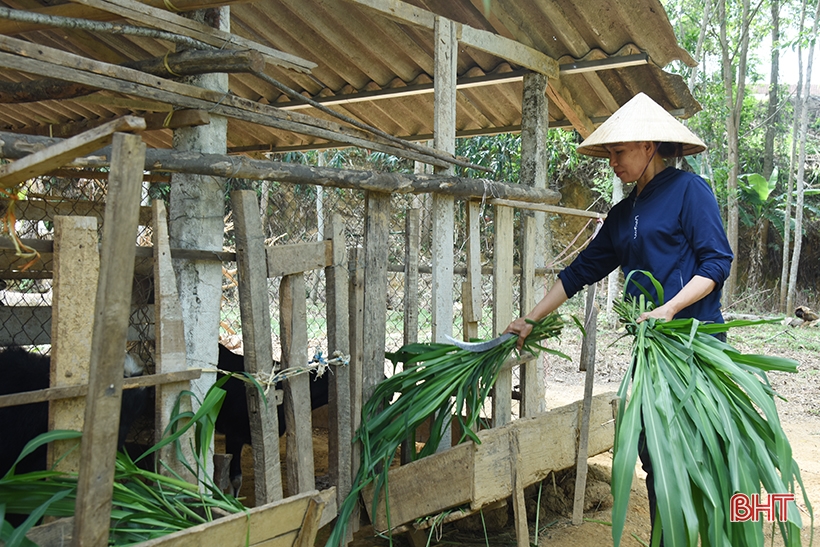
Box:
637;303;675;323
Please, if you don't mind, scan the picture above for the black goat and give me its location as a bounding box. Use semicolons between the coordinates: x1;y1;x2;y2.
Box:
214;344;329;494
0;345;148;525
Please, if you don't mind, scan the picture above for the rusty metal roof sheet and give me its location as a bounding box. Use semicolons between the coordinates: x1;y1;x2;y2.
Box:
0;0;700;156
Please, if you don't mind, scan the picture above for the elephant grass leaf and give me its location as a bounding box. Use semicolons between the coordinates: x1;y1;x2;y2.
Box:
325;314;565;547
611;295;811;547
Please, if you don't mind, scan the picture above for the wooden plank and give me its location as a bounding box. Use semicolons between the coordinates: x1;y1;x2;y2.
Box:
491;205;514;427
473;392;616;508
0;116;145;189
0;37;453;171
293;497;322;547
69;0;316;73
231;189;283;503
463;201;481;339
280;274;315;495
0;370;199;409
49;215;99;474
489;198;607;219
572;282;599;524
545;80;595;138
152;199;195;481
509;429;529;547
73;132;144;546
0;131;562;204
0;0;255;36
348;0;558;78
265;240;333;277
363;442;473;530
431;15;456;346
403;208;420;345
361;193;390;404
518;215;545;417
363;393;616;530
458;25;558;78
347;247;365;537
325;214;352;509
134;490;326;547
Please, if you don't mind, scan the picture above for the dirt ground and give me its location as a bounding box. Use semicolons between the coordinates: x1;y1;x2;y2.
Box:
229;317;820;547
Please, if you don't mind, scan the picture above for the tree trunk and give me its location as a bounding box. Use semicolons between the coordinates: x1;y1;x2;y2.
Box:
688;0;712;90
781;0;808;313
718;0;752;303
787;0;819;313
763;0;780;181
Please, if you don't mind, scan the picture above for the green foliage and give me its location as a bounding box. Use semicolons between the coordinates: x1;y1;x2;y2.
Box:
610;273;812;547
325;315;567;547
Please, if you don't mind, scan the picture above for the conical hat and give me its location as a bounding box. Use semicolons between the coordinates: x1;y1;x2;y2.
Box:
576;93;706;157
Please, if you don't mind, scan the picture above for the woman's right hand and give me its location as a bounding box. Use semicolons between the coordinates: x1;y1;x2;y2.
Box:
504;317;534;350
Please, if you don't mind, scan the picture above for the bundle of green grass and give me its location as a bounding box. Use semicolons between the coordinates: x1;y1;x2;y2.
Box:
611;274;812;547
325;314;567;546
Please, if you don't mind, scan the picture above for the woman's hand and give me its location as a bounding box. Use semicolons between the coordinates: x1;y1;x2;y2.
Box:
637;303;675;323
504;317;534;350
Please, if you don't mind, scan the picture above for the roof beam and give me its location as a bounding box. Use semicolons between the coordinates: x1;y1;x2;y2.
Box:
65;0;316;73
347;0;558;78
0;34;467;169
0;0;245;36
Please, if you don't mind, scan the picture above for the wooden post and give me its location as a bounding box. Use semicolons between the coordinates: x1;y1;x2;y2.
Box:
325;213;352;508
73;131;144;546
572;281;599;525
348;246;364;536
519;72;549;420
463;201;482;342
361;193;390;404
280;273;315;494
519;214;545;416
50;215;99;474
510;429;529;547
492;205;514;427
403;208;420;346
431;15;457;454
232;189;283;503
152;199;195;482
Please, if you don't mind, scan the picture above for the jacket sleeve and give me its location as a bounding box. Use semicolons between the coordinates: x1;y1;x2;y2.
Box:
558;217;622;299
681;176;733;288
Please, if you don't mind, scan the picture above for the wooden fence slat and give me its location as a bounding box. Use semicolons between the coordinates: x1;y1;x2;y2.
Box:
280;274;315;494
325;214;352;508
231;189;283;503
492;205;514;427
265;240;333;277
0;370;200;408
361;193;390;404
403;208;420;345
347;247;365;537
572;281;599;524
73;131;145;545
519;215;545;417
152;199;195;481
0;116;145;189
463;201;482;340
50;215;99;473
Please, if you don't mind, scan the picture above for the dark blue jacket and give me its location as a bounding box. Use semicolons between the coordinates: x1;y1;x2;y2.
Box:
558;167;733;323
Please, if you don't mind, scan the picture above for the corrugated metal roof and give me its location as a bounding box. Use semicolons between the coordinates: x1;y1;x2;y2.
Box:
0;0;700;156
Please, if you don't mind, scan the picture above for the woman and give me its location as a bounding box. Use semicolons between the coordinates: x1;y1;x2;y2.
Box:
504;92;733;543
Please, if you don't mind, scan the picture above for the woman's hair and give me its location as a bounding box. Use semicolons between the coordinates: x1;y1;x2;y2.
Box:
657;141;684;158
